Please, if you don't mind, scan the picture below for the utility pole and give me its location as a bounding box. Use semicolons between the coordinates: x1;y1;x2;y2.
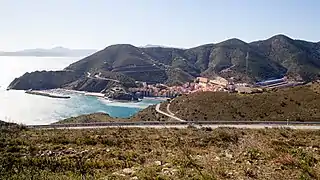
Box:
246;52;249;77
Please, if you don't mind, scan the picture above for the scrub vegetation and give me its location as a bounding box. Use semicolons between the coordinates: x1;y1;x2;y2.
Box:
1;124;319;179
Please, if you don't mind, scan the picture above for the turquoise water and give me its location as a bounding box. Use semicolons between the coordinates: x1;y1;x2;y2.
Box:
0;56;163;125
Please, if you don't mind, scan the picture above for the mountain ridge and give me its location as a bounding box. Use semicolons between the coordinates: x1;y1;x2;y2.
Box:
8;34;320;91
0;47;97;57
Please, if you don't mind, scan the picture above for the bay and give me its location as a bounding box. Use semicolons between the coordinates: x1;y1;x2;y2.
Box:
0;56;162;125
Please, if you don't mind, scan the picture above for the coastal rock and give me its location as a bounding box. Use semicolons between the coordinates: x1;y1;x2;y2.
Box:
108;92;138;101
8;69;138;92
8;70;80;90
63;77;119;92
105;87;139;101
8;70;130;93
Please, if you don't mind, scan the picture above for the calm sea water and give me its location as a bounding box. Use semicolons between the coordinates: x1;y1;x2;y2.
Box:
0;56;163;125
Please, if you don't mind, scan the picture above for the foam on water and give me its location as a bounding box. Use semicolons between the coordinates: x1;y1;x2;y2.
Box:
98;98;163;109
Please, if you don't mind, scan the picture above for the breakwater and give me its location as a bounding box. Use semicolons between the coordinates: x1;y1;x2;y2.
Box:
25;90;71;99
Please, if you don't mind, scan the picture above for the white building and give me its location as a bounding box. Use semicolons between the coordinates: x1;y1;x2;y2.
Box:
196;77;209;87
209;76;228;87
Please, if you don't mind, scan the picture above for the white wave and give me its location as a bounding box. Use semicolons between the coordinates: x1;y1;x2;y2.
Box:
98;98;156;109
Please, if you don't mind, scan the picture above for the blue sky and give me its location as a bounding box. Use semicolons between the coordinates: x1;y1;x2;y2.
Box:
0;0;319;51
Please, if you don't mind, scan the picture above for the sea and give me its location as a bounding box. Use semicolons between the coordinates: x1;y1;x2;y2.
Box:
0;56;163;125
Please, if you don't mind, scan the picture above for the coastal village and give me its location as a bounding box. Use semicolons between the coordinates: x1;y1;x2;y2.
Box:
128;76;302;98
23;74;303;101
129;76;230;98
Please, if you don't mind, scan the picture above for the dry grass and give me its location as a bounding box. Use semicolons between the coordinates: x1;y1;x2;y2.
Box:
170;83;320;121
1;126;320;180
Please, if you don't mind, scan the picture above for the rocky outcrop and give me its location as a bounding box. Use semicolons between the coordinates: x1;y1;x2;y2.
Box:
62;77;120;92
7;70;134;92
8;69;137;92
8;70;81;90
105;87;139;101
107;92;139;101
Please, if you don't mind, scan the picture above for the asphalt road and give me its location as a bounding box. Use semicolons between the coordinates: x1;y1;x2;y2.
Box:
25;101;320;130
27;120;320;129
155;103;185;122
29;124;320;130
87;75;120;83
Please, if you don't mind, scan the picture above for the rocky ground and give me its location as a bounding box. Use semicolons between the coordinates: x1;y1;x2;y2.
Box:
0;126;319;179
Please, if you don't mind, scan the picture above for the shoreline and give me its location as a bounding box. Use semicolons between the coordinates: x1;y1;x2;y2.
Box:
0;88;165;126
8;87;172;100
58;88;170;101
55;88;86;94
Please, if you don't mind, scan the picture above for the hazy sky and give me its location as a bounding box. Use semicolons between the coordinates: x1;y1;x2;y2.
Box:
1;0;319;51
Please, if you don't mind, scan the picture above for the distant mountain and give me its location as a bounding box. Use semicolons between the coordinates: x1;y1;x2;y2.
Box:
141;44;178;49
8;34;320;92
0;47;97;57
141;44;164;48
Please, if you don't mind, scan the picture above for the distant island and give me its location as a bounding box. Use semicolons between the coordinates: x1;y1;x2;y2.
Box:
0;47;97;57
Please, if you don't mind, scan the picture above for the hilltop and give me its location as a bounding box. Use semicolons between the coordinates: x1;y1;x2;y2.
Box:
8;34;320;92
